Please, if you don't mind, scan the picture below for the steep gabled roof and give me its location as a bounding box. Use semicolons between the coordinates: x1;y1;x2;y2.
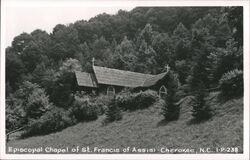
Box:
75;71;97;88
75;66;168;88
93;66;154;88
142;72;168;87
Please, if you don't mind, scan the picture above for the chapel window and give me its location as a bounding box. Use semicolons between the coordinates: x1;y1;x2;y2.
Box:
159;85;167;98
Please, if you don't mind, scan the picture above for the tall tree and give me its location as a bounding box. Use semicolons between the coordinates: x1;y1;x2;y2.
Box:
91;36;110;66
77;42;92;72
50;58;81;108
135;24;158;73
50;24;80;62
152;33;174;72
113;36;137;71
172;22;191;60
189;14;217;88
136;39;157;74
11;33;32;54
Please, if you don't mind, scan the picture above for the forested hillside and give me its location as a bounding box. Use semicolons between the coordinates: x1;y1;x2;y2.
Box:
6;7;243;137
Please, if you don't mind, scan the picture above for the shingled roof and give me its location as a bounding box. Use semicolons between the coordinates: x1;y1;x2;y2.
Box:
75;71;97;88
75;66;168;88
93;66;154;87
142;72;168;87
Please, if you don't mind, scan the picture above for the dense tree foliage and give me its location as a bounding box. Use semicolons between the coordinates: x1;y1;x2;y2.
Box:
6;7;243;131
6;81;52;131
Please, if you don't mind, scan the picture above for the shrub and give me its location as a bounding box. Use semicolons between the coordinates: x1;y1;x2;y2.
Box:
105;98;122;123
219;69;243;98
6;103;26;133
115;90;135;110
115;90;158;111
6;81;52;132
70;95;100;121
93;94;112;115
154;99;167;110
73;91;107;115
15;81;51;119
135;90;158;109
26;88;51;119
23;106;75;137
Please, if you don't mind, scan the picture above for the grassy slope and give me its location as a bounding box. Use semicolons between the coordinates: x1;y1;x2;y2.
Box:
7;92;243;153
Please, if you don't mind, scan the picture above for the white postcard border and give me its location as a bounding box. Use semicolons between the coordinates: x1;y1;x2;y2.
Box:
1;0;249;160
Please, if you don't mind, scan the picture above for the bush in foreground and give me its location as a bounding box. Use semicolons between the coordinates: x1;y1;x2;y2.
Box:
70;95;100;122
105;97;122;123
23;106;75;137
135;90;159;109
6;81;52;132
219;69;243;98
104;90;157;123
116;90;158;111
93;94;112;115
6;103;26;133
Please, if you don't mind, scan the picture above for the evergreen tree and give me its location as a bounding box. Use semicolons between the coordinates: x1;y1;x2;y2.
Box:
162;94;180;121
189;14;217;89
152;33;174;72
161;71;180;121
191;84;212;120
172;22;191;60
136;39;157;73
137;23;155;46
135;24;159;73
113;36;137;71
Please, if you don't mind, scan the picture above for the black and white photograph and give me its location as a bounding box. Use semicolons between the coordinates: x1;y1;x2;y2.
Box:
0;0;249;160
